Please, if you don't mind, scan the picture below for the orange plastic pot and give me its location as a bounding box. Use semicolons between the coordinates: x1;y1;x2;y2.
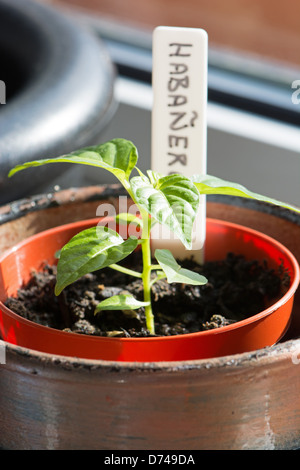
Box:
0;217;299;362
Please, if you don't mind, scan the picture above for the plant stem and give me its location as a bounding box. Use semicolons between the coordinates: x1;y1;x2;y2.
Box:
150;264;161;270
109;264;142;278
122;176;155;334
140;209;155;335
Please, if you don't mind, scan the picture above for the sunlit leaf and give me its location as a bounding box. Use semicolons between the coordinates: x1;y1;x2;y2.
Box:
8;138;138;184
94;294;150;314
55;226;138;295
192;174;300;213
130;173;199;249
155;249;207;285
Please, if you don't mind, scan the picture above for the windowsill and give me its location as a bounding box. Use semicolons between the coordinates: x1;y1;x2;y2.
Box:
116;76;300;153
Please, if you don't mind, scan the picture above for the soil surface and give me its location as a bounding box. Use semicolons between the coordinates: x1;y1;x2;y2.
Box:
5;252;290;338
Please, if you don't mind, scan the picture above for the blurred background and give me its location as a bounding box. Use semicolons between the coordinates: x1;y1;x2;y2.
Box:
1;0;300;205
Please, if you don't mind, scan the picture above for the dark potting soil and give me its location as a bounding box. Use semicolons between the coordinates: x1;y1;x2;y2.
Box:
5;252;290;338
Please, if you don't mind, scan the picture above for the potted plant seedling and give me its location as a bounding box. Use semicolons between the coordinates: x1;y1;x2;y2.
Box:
0;138;299;362
1;143;300;451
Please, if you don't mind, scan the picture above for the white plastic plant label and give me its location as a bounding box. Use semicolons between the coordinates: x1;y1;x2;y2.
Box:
151;26;208;262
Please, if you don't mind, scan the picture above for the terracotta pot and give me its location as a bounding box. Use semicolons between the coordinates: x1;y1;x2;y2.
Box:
0;216;298;362
1;185;300;450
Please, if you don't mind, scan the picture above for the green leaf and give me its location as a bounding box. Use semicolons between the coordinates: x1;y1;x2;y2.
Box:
155;249;207;285
55;226;138;295
94;294;150;314
130;172;199;249
192;174;300;213
147;169;163;185
8;138;138;185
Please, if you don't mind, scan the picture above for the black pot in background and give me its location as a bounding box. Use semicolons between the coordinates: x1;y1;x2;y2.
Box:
0;0;117;204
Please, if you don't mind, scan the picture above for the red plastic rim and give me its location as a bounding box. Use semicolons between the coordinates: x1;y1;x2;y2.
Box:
0;217;299;362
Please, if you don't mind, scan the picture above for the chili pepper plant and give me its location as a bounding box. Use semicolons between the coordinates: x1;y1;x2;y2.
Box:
8;138;300;335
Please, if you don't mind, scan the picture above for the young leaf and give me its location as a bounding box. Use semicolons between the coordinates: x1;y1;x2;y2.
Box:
55;226;138;295
130;173;199;249
8;138;138;185
192;174;300;213
155;249;207;285
147;169;163;185
95;294;150;314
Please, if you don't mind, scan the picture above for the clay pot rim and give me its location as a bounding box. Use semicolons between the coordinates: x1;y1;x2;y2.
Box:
0;183;299;226
3;336;299;372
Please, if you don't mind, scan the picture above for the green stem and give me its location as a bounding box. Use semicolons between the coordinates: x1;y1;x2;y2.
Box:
120;175;155;334
109;264;142;278
150;264;161;271
140;209;155;335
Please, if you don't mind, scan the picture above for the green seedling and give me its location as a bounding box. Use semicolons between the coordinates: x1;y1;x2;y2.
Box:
9;138;300;335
